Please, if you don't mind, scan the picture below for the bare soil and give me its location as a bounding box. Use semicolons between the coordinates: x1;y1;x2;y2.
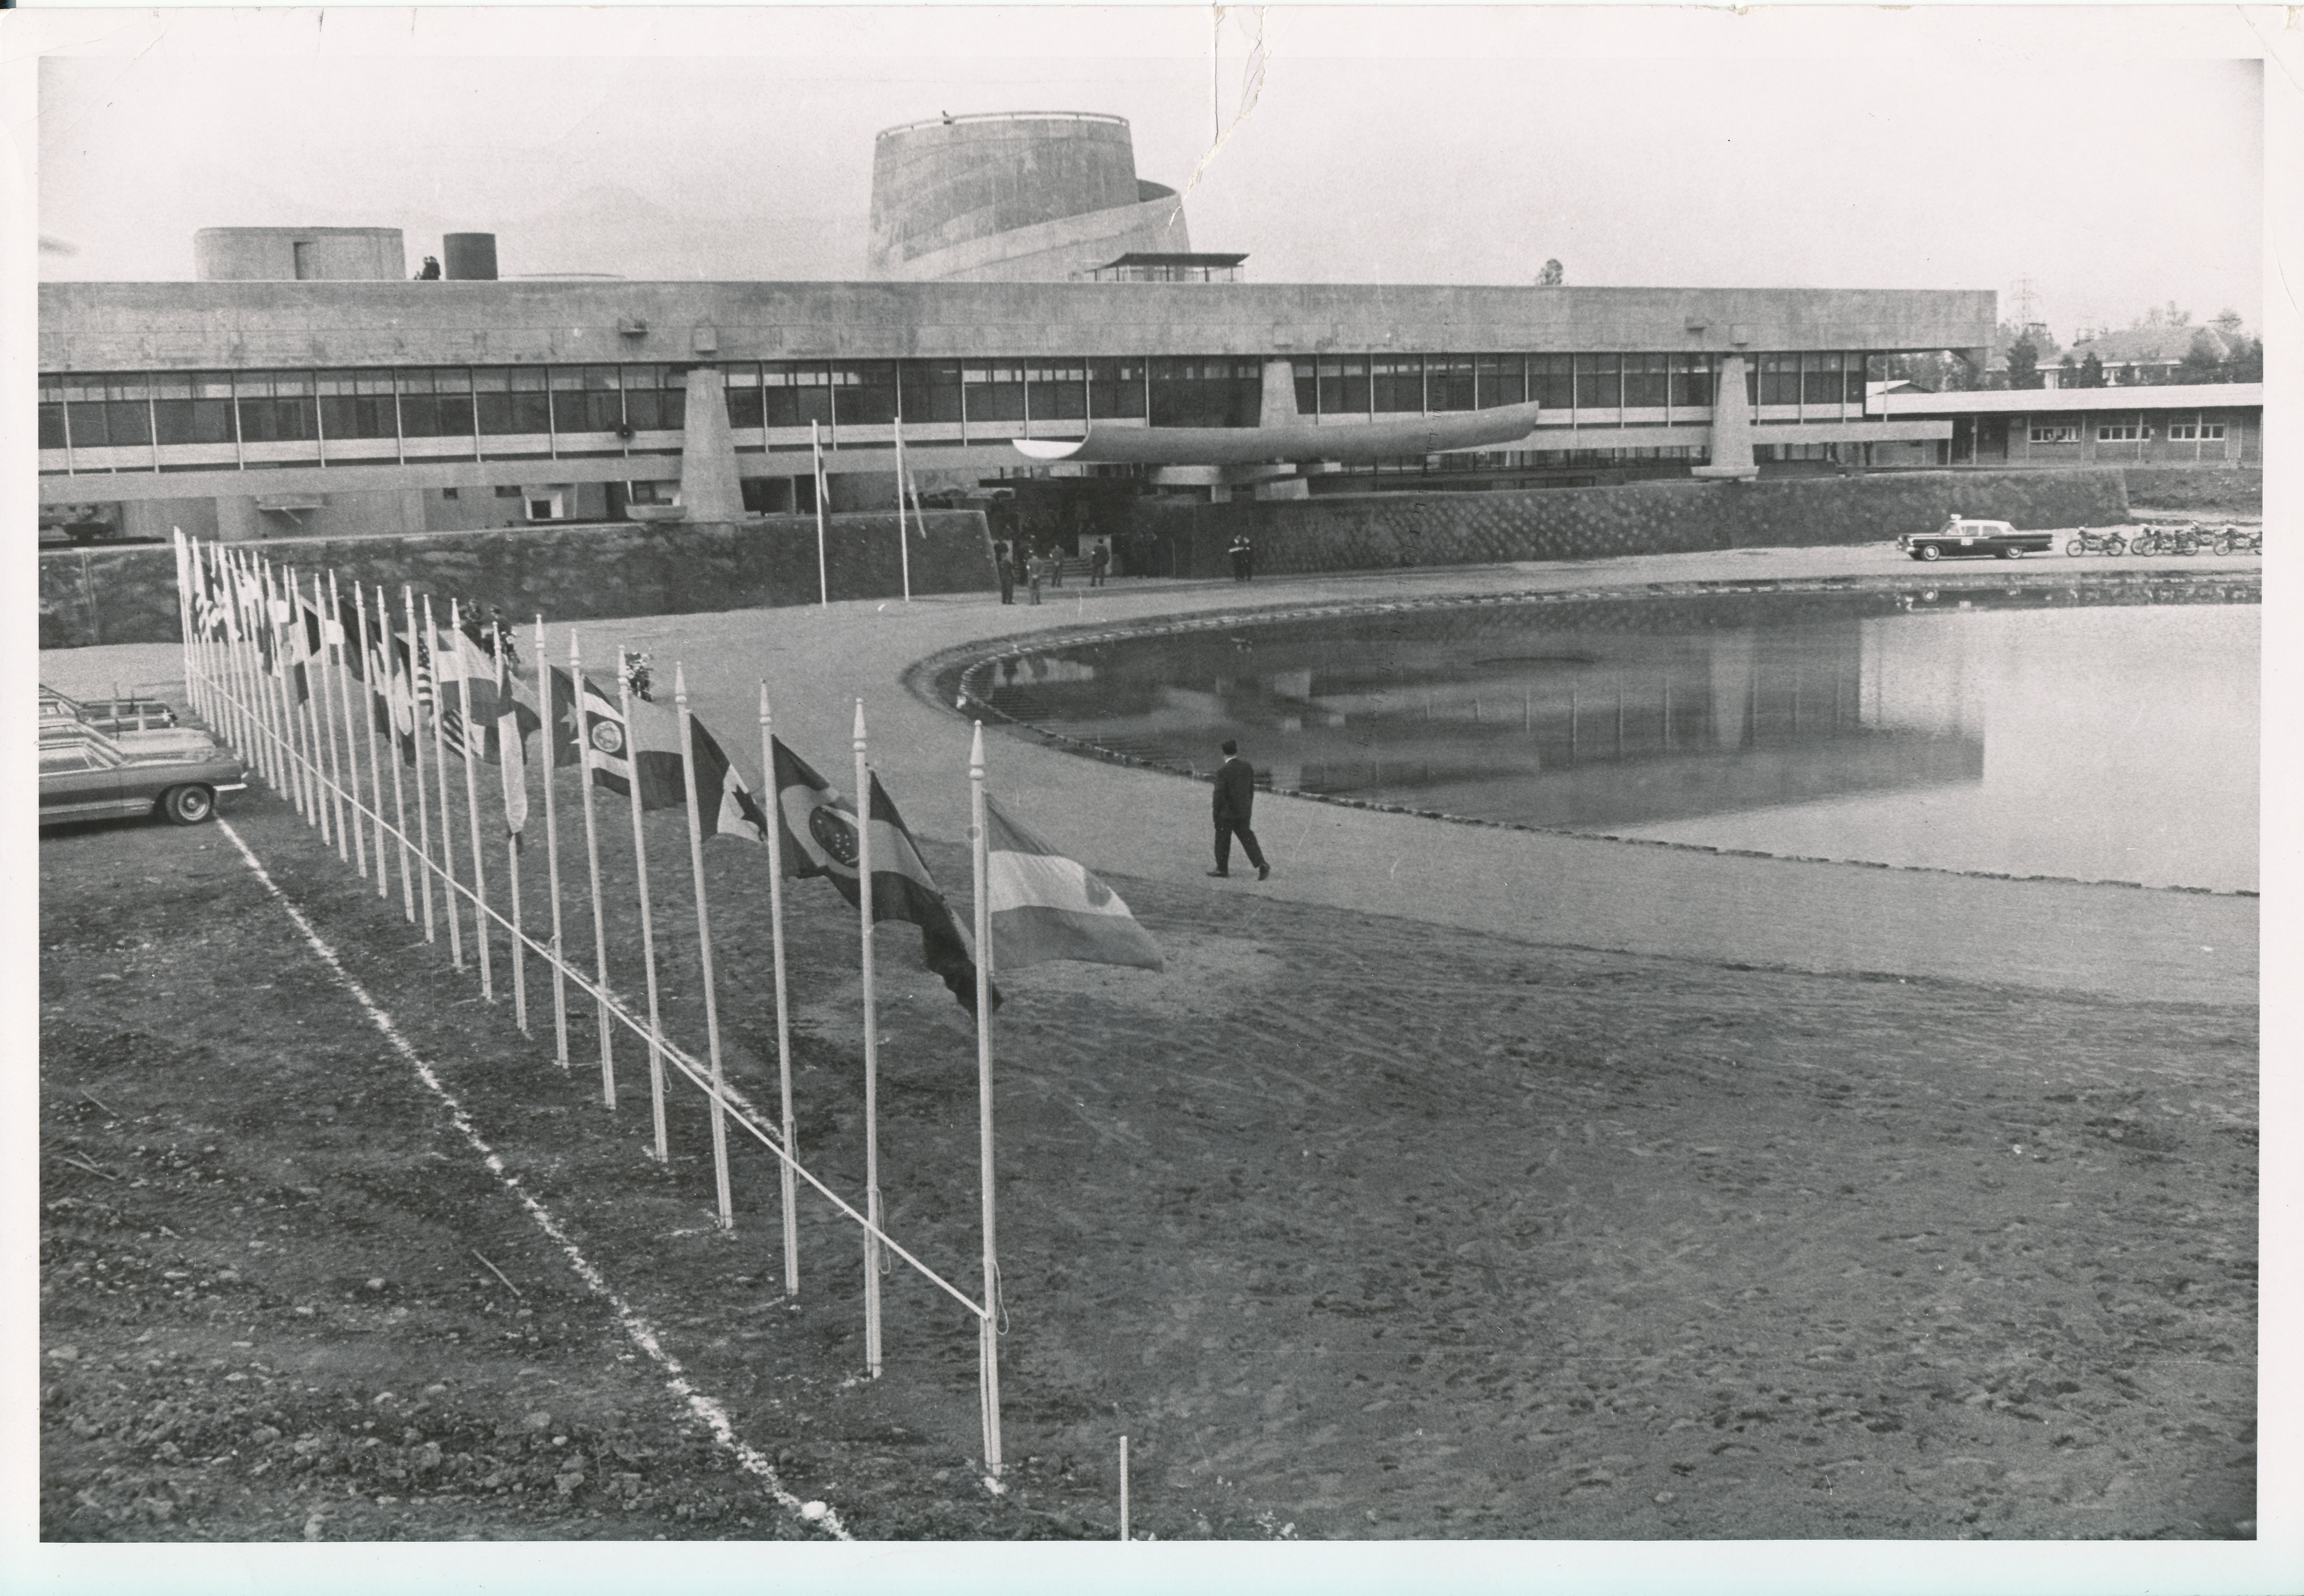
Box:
41;759;2256;1542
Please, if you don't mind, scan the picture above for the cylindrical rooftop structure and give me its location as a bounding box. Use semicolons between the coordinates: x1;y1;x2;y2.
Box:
868;111;1190;282
443;232;499;281
193;227;405;282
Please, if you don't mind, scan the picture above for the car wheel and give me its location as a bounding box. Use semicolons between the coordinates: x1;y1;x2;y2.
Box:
1917;543;1942;562
2000;545;2021;559
161;784;215;825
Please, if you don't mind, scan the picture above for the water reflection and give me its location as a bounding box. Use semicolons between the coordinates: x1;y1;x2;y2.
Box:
975;583;2257;891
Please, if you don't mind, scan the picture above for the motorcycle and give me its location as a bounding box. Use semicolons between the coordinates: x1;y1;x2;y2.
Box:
2065;527;2127;557
2210;525;2262;556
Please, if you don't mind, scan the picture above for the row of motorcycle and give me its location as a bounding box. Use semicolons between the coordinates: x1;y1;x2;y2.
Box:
2066;524;2261;557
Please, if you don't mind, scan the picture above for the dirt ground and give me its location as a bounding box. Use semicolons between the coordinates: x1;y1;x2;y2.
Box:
39;727;2257;1544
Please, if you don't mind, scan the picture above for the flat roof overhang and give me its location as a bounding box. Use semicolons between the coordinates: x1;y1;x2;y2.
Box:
1014;402;1548;466
1875;382;2261;416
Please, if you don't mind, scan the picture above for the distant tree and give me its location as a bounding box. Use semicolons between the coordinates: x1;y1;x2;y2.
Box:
2229;337;2263;383
2057;353;2079;387
1536;259;1564;287
2176;327;2230;384
2077;352;2106;388
2005;335;2044;390
2211;307;2245;337
2165;301;2192;327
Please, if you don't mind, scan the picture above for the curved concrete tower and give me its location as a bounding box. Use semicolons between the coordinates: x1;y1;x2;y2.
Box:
867;111;1190;282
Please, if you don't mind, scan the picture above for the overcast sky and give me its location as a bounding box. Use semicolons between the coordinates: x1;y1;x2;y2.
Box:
33;7;2266;344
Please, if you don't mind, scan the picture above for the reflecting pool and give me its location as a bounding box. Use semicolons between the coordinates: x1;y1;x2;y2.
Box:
972;583;2259;893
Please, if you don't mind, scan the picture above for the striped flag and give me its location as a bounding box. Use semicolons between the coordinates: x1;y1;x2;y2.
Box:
982;796;1163;972
580;678;765;842
770;738;995;1013
497;648;529;838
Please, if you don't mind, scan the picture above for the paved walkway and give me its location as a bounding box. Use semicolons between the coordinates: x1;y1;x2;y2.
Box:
48;543;2259;1007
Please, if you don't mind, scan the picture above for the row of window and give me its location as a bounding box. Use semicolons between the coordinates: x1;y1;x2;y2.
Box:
39;351;1880;455
2025;421;2225;444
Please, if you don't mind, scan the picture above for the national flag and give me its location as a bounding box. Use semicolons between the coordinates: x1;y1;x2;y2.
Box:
386;633;420;765
982;795;1163;972
496;648;528;838
769;741;994;1013
336;593;367;680
545;667;585;769
432;624;536;761
689;715;769;844
578;677;683;807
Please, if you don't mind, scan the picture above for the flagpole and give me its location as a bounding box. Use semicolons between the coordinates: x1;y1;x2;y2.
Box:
422;594;465;970
969;721;1004;1477
181;537;206;726
311;571;351;864
619;647;669;1157
277;563;322;832
675;664;736;1231
327;570;374;884
761;685;801;1296
451;600;494;1001
855;698;883;1379
171;531;195;721
893;415;913;604
246;558;283;810
812;419;830;606
405;585;439;946
537;617;571;1070
499;632;528;1035
573;632;617;1109
363;583;416;921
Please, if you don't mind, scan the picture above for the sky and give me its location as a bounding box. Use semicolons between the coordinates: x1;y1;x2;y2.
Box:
32;8;2265;345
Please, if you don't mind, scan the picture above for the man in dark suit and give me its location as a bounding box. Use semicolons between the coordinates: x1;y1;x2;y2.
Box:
1208;739;1270;880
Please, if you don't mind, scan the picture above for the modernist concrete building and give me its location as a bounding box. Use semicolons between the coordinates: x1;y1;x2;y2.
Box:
867;112;1192;283
39;274;1992;541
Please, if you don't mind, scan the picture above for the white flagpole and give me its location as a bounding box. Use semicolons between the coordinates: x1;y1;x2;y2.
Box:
619;648;669;1156
499;633;528;1035
180;537;206;725
363;583;416;921
405;585;440;946
675;664;735;1231
422;594;465;970
893;415;913;604
310;571;351;863
969;721;1004;1477
537;617;570;1070
573;632;617;1108
855;698;883;1378
812;419;830;606
762;685;800;1296
327;571;374;883
171;531;195;719
243;557;281;806
450;600;494;1001
275;563;321;830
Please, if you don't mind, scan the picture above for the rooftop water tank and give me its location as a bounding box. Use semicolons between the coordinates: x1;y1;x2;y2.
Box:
443;233;499;281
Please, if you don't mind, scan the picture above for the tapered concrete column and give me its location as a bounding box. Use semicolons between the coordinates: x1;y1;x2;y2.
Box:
1692;352;1760;480
1259;358;1302;427
676;366;745;521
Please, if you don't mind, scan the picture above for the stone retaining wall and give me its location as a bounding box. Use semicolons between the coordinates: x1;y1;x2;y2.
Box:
1130;467;2128;579
40;513;995;650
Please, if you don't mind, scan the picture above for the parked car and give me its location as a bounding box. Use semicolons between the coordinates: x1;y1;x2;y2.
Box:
1898;519;2053;562
40;732;248;827
40;684;179;734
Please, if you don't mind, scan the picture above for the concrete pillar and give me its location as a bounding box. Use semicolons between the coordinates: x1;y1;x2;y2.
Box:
676;366;745;521
215;495;261;542
1259;358;1301;427
1693;353;1759;480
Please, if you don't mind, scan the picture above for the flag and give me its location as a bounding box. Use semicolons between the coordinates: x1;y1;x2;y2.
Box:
769;740;995;1013
545;667;584;769
386;633;420;765
497;649;528;838
576;677;763;840
982;795;1163;972
689;714;768;844
434;624;539;761
336;593;367;680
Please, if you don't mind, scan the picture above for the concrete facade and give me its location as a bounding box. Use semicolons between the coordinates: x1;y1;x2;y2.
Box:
192;227;406;282
1874;383;2261;469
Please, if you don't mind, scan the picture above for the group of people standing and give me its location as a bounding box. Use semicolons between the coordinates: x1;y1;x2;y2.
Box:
996;540;1109;605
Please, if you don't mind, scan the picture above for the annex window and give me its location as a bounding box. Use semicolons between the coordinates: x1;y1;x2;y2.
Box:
1474;355;1525;409
2029;424;2080;444
1621;353;1669;410
1574;354;1620;412
962;363;1026;423
899;360;966;425
1371;357;1424;413
2166;420;2225;442
1315;358;1369;417
1025;363;1087;422
2097;422;2141;442
832;361;901;427
397;368;474;439
1668;354;1713;409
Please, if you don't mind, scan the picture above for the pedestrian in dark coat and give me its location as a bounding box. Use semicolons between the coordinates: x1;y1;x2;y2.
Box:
997;550;1016;605
1207;739;1270;880
1090;544;1109;587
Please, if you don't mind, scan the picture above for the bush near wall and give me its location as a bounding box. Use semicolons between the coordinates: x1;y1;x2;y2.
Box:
1125;467;2129;579
39;513;994;650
